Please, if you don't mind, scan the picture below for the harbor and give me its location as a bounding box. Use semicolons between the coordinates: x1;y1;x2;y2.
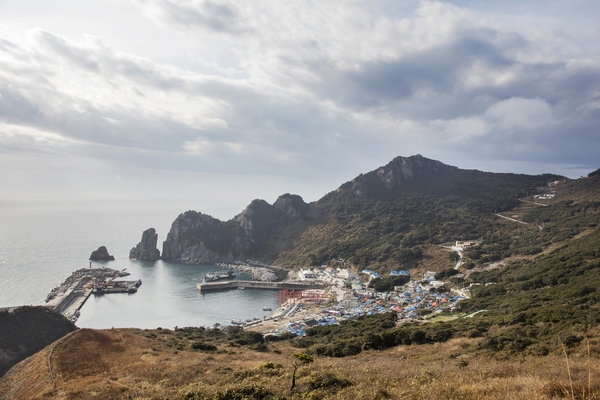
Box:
45;267;139;322
196;280;327;292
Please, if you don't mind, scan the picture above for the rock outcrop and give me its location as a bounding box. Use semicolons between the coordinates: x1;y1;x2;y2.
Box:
129;228;160;261
89;246;115;261
160;194;309;264
161;212;239;264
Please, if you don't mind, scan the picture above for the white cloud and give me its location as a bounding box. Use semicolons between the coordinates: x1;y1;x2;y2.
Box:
430;116;491;141
485;97;554;131
0;0;599;214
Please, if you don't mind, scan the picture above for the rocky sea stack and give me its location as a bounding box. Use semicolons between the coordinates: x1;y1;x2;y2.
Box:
89;246;115;261
129;228;160;261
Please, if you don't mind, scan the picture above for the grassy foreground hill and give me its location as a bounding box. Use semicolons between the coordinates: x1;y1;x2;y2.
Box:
2;326;600;399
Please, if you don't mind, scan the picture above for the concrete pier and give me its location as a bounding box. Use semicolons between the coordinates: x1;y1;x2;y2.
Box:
197;280;327;293
45;268;138;322
47;277;94;321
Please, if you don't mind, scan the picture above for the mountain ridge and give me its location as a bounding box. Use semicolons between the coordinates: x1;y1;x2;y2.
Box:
157;155;565;269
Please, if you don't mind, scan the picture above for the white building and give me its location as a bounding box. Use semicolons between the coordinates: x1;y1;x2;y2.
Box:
298;268;317;280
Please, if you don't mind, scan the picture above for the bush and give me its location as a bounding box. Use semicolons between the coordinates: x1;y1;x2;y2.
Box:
258;362;283;370
190;341;217;351
309;371;353;391
214;384;273;400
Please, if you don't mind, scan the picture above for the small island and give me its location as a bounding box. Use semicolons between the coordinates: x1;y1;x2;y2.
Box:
89;246;115;261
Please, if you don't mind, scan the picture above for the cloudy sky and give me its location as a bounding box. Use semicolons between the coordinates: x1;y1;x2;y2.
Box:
1;0;599;219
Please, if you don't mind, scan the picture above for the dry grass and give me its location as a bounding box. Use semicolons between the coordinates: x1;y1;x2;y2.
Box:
2;328;600;399
413;244;455;276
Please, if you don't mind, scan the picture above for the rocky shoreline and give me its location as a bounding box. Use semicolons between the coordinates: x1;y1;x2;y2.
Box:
215;262;280;282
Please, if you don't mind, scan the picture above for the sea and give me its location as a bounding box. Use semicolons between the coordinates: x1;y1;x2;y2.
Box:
0;201;280;329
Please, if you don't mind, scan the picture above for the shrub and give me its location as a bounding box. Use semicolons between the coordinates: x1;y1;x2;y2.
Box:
214;384;274;400
190;341;217;351
309;371;353;391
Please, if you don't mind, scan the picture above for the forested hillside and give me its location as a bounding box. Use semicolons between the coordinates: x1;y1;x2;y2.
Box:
159;155;563;270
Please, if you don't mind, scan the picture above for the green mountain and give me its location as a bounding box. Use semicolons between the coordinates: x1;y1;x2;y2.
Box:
159;154;563;270
156;161;600;358
294;169;600;355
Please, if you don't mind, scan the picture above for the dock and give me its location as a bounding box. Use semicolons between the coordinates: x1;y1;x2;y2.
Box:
46;277;95;322
197;280;328;293
45;267;140;323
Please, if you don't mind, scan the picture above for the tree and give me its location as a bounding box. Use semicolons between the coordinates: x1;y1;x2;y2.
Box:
290;353;313;392
449;251;460;262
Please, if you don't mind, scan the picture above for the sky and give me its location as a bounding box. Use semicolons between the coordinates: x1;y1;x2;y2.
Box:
1;0;599;220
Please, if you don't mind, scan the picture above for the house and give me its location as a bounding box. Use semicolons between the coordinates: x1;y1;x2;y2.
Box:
298;268;317;280
454;241;477;250
362;269;381;279
338;269;358;280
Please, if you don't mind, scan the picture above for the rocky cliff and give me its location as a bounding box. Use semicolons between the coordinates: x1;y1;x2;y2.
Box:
161;194;309;264
141;155;566;268
129;228;160;261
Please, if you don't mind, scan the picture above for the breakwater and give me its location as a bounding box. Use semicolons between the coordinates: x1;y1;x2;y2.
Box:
197;280;327;293
45;267;131;322
215;262;280;282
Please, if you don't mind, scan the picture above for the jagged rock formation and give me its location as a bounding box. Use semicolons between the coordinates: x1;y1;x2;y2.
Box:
0;306;76;378
89;246;115;261
146;155;565;267
161;194;310;264
129;228;160;261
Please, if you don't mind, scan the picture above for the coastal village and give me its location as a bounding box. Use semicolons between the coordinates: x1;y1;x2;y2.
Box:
221;242;474;337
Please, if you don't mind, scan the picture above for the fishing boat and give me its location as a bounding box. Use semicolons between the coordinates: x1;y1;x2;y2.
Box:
203;269;236;282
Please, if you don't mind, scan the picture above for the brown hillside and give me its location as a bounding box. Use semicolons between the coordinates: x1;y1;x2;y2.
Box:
2;327;600;399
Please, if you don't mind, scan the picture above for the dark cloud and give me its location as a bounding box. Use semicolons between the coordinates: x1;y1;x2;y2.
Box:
1;0;599;209
297;29;520;114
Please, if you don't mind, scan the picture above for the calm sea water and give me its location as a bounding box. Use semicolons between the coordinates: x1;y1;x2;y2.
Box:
0;201;279;329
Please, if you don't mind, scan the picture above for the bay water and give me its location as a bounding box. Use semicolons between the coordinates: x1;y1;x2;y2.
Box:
0;201;279;329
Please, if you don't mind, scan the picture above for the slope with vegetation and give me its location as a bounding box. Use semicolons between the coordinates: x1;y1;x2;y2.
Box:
159;154;562;271
2;322;600;399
